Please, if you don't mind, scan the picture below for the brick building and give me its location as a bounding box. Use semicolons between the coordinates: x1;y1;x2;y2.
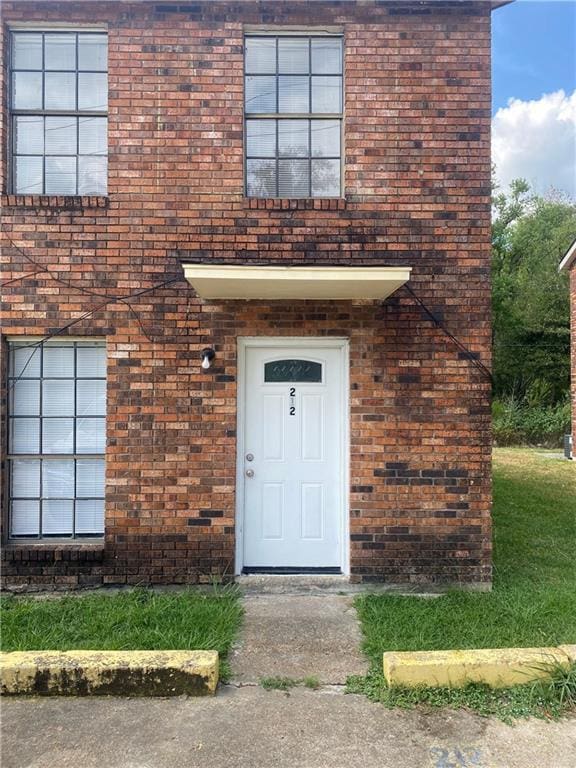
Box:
1;0;502;591
560;239;576;458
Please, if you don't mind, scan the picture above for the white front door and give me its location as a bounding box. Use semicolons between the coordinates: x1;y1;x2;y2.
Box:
239;340;347;572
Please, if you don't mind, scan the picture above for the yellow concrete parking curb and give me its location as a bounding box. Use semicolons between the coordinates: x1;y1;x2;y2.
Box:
383;645;576;688
0;650;219;696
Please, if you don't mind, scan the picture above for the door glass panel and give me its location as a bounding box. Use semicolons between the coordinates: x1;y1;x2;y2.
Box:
264;359;322;383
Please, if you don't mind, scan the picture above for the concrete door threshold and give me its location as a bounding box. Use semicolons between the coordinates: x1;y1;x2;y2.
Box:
235;574;448;596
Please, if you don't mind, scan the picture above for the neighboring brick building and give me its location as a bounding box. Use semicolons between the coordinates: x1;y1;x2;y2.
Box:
1;0;502;591
560;239;576;459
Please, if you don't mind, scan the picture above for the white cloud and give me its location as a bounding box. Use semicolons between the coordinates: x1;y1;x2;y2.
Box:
492;90;576;199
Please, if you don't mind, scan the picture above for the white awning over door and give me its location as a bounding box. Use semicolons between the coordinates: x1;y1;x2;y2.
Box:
182;264;412;300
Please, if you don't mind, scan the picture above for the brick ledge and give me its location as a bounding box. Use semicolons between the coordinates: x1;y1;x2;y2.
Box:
2;195;109;210
243;197;347;211
2;542;105;562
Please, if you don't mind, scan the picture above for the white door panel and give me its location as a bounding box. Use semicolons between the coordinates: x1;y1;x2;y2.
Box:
242;344;344;570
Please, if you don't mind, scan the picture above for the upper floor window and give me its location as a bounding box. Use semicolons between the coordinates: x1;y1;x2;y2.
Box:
9;31;108;196
244;35;343;198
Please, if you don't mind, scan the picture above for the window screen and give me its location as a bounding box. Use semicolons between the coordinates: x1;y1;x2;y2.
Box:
7;340;106;539
245;36;343;198
10;31;108;195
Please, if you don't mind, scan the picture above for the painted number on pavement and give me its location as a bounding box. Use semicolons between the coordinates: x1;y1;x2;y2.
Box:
430;746;485;768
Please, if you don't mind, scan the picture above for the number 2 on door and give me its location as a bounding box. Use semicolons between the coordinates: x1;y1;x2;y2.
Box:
289;387;296;416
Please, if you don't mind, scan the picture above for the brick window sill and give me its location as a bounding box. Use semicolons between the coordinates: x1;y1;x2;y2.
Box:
2;541;105;563
243;197;347;211
2;195;109;210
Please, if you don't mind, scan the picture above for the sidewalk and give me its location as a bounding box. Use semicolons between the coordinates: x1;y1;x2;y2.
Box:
229;593;368;684
3;686;575;768
3;591;575;768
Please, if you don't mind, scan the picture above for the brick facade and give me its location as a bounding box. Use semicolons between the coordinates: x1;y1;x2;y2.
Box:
1;0;493;590
571;269;576;453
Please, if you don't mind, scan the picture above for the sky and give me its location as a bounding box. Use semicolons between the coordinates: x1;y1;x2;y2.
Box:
491;0;576;198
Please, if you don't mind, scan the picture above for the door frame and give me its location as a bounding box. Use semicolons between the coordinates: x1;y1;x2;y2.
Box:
235;337;350;576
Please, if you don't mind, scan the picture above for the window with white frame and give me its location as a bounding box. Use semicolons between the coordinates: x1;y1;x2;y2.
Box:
7;340;106;539
244;34;343;198
9;30;108;195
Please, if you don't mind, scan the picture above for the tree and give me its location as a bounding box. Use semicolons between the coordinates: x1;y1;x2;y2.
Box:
492;179;575;405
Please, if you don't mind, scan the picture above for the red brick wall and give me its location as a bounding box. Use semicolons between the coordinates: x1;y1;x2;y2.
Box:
1;0;493;590
571;269;576;454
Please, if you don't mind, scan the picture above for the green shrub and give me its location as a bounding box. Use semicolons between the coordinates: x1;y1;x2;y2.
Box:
493;396;571;447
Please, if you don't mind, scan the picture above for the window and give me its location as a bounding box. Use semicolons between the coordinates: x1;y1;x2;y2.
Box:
264;359;322;383
7;340;106;539
9;31;108;195
245;35;343;198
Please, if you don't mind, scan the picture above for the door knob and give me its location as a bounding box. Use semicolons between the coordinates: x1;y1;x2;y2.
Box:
245;469;254;478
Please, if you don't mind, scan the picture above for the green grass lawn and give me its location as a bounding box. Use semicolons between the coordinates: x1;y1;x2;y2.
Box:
350;449;576;719
1;586;243;679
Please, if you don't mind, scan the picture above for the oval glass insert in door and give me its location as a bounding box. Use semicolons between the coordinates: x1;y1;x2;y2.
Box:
264;359;322;383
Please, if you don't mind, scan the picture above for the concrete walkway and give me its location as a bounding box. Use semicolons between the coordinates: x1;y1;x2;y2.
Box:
229;593;368;684
3;687;575;768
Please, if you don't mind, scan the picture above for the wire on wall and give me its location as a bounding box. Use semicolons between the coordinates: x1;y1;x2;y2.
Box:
401;283;493;385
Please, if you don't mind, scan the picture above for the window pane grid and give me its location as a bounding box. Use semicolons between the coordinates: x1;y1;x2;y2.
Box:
10;31;107;195
246;118;341;198
244;35;342;198
8;342;106;539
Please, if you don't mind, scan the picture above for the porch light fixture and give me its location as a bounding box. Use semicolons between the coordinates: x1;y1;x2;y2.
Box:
201;347;216;370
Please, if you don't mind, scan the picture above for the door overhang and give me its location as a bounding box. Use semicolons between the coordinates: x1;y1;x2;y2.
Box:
182;264;412;300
